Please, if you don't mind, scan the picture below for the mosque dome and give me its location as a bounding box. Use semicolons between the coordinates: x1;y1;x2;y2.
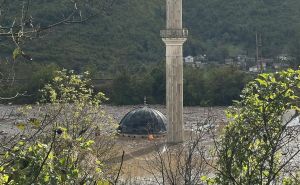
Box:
118;106;167;136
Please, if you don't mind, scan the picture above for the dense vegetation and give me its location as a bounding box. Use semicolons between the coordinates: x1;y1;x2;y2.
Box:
108;64;251;106
1;0;300;70
1;0;300;65
0;70;117;184
214;69;300;184
0;62;252;106
1;0;300;105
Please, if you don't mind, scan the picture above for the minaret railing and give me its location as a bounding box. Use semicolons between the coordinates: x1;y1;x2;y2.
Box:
160;28;188;38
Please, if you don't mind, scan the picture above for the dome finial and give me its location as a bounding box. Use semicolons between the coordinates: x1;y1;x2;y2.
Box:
144;96;147;106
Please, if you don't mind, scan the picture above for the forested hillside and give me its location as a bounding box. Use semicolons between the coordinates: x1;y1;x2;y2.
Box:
1;0;166;76
184;0;300;60
1;0;300;74
1;0;300;105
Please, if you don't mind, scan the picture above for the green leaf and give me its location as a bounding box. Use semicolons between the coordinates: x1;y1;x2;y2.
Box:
80;140;95;149
97;180;110;185
44;175;50;182
72;169;79;177
29;118;41;128
260;73;269;79
16;122;26;131
13;47;22;60
2;174;9;183
256;78;267;87
201;175;208;181
59;158;66;165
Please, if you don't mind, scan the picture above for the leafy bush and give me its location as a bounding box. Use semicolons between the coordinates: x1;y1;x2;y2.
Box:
0;70;117;184
216;69;300;184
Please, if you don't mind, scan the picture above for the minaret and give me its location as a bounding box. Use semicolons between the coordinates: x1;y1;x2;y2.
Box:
161;0;188;143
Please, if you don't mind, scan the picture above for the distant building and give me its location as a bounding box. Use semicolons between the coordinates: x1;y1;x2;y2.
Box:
225;58;234;65
224;56;247;70
273;63;290;70
184;56;194;63
237;55;247;63
195;61;204;68
237;61;247;70
184;55;208;68
249;63;266;73
249;66;258;72
194;54;207;63
118;105;167;137
277;54;292;62
262;58;274;64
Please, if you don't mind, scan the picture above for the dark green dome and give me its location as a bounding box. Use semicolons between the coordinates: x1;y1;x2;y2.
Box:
118;106;167;135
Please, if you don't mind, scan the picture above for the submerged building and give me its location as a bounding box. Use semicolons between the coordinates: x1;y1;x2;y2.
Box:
118;106;167;137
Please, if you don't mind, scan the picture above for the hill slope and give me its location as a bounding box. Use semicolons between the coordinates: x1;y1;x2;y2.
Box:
1;0;300;74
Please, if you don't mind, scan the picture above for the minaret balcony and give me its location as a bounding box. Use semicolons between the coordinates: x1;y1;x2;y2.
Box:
160;28;188;38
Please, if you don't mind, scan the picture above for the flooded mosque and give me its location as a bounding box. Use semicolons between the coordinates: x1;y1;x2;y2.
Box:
119;0;188;143
118;98;167;137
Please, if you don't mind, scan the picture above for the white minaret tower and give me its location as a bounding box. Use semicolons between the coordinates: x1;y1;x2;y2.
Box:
161;0;188;143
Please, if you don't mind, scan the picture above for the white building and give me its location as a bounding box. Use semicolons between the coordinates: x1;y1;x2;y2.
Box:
194;54;207;63
184;56;194;63
249;63;266;73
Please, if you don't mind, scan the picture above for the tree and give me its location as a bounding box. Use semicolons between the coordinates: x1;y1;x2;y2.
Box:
0;0;116;100
111;70;134;105
0;62;59;104
145;117;215;185
215;69;300;184
0;0;115;52
0;70;118;184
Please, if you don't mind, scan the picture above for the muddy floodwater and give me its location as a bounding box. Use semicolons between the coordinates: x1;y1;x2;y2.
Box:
102;104;227;129
0;104;227;183
0;104;227;134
